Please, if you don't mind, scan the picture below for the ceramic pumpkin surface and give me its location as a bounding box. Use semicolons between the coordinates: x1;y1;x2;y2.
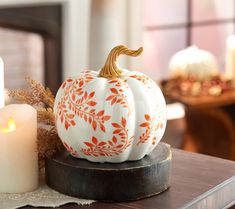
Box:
54;45;167;163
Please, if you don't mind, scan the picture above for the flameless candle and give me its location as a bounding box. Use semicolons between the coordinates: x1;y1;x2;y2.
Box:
0;104;38;193
226;35;235;84
0;58;4;108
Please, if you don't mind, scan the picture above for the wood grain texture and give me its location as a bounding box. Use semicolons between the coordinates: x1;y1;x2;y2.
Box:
45;143;172;202
183;106;235;160
166;90;235;161
23;148;235;209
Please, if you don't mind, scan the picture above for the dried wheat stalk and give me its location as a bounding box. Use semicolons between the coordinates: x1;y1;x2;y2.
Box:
8;77;62;169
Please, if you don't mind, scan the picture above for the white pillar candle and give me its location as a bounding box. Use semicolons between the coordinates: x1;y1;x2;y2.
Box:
0;58;4;108
226;35;235;84
0;104;38;193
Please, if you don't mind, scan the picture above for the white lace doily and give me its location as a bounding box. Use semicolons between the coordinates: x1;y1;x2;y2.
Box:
0;184;95;209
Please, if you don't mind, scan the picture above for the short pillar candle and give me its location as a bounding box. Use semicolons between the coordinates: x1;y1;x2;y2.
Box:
0;104;38;193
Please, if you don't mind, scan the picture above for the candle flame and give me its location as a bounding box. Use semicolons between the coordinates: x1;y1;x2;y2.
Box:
0;117;16;133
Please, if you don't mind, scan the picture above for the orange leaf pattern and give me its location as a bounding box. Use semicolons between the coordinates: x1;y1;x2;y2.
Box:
137;114;164;145
130;74;150;85
81;117;134;157
62;141;79;157
56;71;166;160
57;72;111;132
106;79;133;115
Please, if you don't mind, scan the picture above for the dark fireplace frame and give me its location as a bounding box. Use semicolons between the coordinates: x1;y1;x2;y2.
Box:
0;4;62;94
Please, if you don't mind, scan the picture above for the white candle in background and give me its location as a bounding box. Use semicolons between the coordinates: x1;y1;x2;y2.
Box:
0;58;4;108
0;104;38;193
226;35;235;84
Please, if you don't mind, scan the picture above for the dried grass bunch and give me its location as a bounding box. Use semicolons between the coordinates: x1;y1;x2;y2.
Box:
8;77;62;169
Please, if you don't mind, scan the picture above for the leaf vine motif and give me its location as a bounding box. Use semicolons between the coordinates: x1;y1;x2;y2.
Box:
57;72;111;132
130;74;150;85
68;90;111;132
137;114;164;146
57;86;76;130
81;117;134;157
106;79;133;115
62;141;79;157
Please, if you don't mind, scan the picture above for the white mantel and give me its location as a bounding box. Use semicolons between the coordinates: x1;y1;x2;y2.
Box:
0;0;142;79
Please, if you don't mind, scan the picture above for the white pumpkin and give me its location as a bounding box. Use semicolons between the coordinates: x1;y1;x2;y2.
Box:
54;45;167;163
169;46;219;80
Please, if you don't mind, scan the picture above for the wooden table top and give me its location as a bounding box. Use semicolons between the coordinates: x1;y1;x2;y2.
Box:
167;90;235;109
24;148;235;209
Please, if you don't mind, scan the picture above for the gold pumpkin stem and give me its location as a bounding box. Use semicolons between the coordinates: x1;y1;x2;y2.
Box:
99;45;143;79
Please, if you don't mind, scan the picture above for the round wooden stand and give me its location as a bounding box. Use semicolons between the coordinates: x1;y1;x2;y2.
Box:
45;142;172;202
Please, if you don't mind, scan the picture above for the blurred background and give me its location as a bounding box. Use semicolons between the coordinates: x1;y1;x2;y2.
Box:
2;0;235;159
2;0;233;89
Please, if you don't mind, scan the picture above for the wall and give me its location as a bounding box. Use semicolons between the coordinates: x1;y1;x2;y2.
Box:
0;27;44;89
0;0;143;80
0;0;91;80
89;0;143;72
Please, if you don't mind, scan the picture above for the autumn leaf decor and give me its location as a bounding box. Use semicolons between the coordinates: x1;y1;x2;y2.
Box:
58;76;111;132
54;45;167;163
106;80;133;115
81;117;134;157
137;114;164;146
8;77;62;169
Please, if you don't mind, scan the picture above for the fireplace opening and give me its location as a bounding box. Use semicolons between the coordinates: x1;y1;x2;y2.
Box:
0;4;62;94
0;27;44;90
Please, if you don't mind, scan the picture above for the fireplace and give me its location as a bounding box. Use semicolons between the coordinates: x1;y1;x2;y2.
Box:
0;0;140;95
0;4;62;94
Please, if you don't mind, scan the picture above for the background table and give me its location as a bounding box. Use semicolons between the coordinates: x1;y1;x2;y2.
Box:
167;91;235;160
24;148;235;209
